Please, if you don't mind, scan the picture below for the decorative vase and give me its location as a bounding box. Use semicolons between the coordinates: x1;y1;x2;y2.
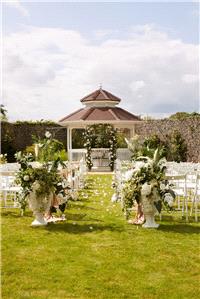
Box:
31;211;48;226
142;210;159;228
141;184;159;228
29;182;53;227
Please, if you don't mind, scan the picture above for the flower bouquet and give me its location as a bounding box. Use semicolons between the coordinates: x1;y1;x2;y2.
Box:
121;148;176;228
15;151;67;226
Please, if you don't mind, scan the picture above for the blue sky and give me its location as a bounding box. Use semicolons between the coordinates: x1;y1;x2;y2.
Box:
4;2;199;43
2;1;199;120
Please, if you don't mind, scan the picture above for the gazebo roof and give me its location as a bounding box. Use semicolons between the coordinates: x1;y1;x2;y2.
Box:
59;87;141;124
59;107;140;122
80;88;121;103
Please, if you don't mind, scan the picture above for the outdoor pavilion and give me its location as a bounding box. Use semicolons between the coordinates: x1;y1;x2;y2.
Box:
59;87;141;167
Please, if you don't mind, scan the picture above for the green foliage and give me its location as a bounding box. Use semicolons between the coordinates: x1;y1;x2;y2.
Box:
125;135;143;160
108;126;117;171
53;149;68;161
169;112;200;120
1;130;16;162
0;104;8;121
0;153;7;164
25;144;35;156
15;151;67;210
83;127;93;170
142;134;168;158
72;129;85;149
14;120;57;125
32;131;67;162
166;130;187;162
127;132;187;162
116;133;127;148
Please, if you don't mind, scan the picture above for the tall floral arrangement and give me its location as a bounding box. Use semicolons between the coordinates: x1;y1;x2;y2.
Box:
121;149;175;219
108;126;117;171
15;152;67;212
83;127;93;170
15;132;69;213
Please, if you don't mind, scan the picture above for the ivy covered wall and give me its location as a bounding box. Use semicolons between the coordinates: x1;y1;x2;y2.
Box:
1;122;67;162
135;118;200;162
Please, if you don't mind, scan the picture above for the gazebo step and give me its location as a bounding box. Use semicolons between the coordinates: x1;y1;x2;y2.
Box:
90;166;111;172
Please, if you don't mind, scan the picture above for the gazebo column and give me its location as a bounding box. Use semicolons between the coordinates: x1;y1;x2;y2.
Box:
131;125;135;138
67;127;73;161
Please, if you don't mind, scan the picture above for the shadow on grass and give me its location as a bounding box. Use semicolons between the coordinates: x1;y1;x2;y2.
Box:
158;223;200;234
45;222;124;234
65;212;103;223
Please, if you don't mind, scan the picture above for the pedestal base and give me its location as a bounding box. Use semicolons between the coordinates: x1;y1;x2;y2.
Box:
142;214;159;228
31;212;47;226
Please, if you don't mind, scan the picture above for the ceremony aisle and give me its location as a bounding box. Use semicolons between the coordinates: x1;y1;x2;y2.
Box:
1;174;200;299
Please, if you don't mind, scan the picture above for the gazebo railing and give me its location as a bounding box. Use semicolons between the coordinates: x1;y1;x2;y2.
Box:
69;148;131;162
70;149;87;161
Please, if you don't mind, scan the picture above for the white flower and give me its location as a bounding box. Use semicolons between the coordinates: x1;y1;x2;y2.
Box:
15;151;22;160
160;183;166;191
124;169;134;181
45;131;51;138
164;193;174;207
141;183;152;197
134;161;145;171
111;193;118;203
62;179;69;188
23;175;30;181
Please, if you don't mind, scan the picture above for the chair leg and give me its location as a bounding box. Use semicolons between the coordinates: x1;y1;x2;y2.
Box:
177;196;180;210
182;196;185;217
194;196;198;222
185;196;188;222
3;191;7;207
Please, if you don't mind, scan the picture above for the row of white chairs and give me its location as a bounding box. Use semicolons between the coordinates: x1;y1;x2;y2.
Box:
165;161;200;176
165;173;200;222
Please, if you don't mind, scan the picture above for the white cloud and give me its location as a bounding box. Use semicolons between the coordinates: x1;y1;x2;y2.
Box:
5;1;29;17
2;25;199;121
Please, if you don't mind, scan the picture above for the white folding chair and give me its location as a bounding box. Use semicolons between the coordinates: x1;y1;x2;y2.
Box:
166;174;188;221
190;173;200;222
0;171;21;208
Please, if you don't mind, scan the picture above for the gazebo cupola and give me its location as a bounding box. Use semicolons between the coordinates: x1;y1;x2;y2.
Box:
80;87;121;108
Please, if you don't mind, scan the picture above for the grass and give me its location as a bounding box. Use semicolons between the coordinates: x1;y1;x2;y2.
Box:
1;174;200;299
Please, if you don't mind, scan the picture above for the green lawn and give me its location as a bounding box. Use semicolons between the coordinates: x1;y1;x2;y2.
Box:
1;174;200;299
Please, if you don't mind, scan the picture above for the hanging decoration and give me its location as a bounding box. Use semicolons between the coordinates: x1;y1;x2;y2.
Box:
83;126;93;170
108;125;117;171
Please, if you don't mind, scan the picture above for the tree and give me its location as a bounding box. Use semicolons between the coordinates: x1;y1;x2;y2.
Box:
169;112;200;120
166;130;187;162
0;104;8;121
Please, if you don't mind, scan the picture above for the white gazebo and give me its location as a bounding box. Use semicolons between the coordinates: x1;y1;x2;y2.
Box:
59;87;141;167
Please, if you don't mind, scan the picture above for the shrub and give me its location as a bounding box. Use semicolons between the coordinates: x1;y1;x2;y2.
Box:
169;112;200;120
1;130;16;162
166;130;187;162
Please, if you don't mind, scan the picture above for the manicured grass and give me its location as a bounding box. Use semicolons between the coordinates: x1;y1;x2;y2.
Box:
1;174;200;299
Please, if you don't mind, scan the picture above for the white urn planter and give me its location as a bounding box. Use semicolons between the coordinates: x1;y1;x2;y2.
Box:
31;211;48;226
141;183;159;229
29;181;53;227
